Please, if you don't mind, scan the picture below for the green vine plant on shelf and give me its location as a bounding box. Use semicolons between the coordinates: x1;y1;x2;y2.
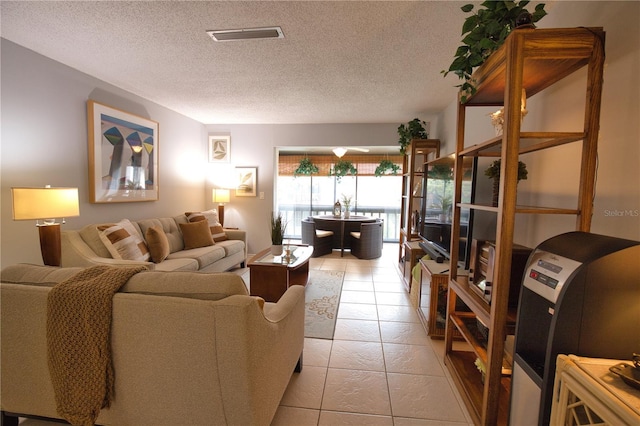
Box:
397;118;429;155
374;159;401;177
294;156;319;177
442;1;547;103
329;160;357;182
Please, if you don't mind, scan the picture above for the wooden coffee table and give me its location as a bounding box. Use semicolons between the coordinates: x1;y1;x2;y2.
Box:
248;244;313;302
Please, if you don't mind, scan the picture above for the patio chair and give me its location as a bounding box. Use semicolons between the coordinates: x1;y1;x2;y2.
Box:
301;218;334;257
350;219;383;259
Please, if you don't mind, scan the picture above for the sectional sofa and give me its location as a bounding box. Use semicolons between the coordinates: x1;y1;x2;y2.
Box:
0;263;305;425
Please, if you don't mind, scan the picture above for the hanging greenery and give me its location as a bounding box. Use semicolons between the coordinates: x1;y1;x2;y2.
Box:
375;159;401;177
294;156;319;177
329;160;357;182
397;118;429;154
442;1;547;103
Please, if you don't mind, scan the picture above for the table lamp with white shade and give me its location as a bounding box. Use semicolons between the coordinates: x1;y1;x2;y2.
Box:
11;186;80;266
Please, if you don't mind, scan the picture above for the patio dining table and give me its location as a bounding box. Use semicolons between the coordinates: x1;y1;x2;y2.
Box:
311;215;377;256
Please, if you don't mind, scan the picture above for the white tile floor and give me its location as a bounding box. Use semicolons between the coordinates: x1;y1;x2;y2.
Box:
262;243;473;426
19;244;473;426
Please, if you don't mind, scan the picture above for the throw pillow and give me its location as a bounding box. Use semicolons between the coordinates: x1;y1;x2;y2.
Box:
210;224;229;242
179;220;214;249
185;209;219;227
185;210;228;241
99;219;150;262
145;226;170;263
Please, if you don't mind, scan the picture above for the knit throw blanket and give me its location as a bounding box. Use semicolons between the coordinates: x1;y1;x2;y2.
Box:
46;265;146;426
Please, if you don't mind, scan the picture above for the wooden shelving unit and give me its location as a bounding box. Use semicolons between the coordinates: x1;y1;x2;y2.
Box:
443;27;605;425
398;139;440;290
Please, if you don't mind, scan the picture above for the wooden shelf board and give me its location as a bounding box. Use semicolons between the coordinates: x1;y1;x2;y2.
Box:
465;27;604;106
459;132;585;158
450;313;488;363
458;203;580;215
449;278;491;326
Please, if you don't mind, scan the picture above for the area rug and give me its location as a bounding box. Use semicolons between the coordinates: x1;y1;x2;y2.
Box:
304;270;344;339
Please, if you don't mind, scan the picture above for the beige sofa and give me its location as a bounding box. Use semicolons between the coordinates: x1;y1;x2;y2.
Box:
0;264;305;426
61;213;247;273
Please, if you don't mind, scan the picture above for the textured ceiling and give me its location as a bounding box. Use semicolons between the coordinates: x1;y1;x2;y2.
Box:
1;1;468;124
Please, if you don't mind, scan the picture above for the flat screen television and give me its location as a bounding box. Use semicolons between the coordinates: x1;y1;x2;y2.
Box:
418;154;477;269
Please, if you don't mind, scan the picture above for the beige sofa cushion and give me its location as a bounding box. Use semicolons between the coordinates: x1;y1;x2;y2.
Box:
167;246;226;269
0;264;84;286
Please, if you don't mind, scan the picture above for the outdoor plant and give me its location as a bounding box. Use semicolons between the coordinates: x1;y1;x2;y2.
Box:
442;1;547;103
397;118;429;154
294;156;319;177
374;159;401;177
330;160;357;182
270;212;286;245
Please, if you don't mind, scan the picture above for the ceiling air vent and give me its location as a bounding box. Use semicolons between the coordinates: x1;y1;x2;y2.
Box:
206;26;284;42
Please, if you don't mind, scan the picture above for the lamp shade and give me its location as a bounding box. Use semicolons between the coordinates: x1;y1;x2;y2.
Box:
12;187;80;220
333;147;347;158
213;189;230;203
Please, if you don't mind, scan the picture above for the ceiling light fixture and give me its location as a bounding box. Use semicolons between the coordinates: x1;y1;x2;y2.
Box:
206;26;284;42
333;148;348;158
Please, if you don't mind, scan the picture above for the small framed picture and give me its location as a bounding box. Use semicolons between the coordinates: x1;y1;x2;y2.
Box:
208;134;231;163
236;167;257;197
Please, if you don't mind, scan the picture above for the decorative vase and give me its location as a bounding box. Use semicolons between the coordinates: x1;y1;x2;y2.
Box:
344;209;350;219
271;245;283;256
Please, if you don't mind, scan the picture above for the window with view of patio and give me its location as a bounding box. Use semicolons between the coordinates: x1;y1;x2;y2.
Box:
276;152;403;242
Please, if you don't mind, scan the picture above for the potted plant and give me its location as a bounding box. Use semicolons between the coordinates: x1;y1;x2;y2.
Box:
270;212;286;256
397;118;429;154
330;160;357;182
374;159;401;177
442;1;547;103
484;159;528;206
294;156;319;177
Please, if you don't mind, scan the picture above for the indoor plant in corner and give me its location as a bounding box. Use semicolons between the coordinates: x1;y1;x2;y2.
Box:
270;212;286;256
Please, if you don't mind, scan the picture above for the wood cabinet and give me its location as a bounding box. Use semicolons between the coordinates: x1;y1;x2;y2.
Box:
398;139;439;290
418;258;468;339
444;27;605;425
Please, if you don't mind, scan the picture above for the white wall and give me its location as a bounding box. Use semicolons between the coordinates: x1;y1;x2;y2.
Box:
435;1;640;248
1;39;208;267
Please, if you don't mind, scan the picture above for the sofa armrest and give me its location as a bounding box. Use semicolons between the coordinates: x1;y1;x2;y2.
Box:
61;231;155;270
223;229;246;242
262;285;305;323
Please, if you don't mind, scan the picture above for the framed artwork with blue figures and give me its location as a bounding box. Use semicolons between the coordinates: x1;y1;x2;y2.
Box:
87;100;159;203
